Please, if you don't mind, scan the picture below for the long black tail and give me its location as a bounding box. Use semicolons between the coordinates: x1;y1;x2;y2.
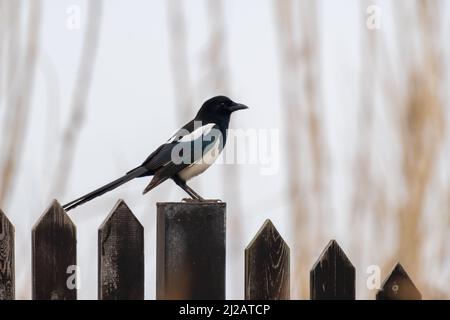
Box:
63;166;148;211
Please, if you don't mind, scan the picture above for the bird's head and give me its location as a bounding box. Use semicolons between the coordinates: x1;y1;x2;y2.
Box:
195;96;248;123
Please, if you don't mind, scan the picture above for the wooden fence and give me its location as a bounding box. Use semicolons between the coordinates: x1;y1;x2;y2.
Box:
0;200;422;300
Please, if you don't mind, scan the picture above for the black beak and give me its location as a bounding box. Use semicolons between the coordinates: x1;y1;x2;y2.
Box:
228;103;249;113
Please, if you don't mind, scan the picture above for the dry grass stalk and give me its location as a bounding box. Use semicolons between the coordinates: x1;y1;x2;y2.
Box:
392;1;445;296
0;0;42;207
204;0;244;297
51;1;103;197
166;0;194;123
350;1;379;297
204;0;243;217
274;0;327;298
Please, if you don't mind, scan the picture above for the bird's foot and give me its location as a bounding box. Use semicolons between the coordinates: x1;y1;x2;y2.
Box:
205;199;222;203
182;198;222;203
182;198;204;203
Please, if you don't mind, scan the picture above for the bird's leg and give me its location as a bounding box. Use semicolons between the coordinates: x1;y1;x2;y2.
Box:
183;184;205;200
172;176;205;201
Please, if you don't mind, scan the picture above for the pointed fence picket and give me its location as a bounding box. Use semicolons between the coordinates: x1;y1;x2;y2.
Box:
32;200;77;300
376;263;422;300
0;209;14;300
0;200;425;300
98;200;144;300
245;219;290;300
310;240;355;300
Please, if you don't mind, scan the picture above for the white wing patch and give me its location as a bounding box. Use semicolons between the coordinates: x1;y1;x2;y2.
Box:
177;138;222;181
167;123;216;143
179;123;215;142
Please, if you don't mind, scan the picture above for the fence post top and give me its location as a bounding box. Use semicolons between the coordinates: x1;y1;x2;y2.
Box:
0;208;14;230
318;239;346;255
383;263;415;284
246;219;289;251
391;262;406;273
311;239;354;271
0;208;11;219
376;262;422;300
156;201;227;208
32;199;75;231
384;262;421;291
261;218;274;228
99;199;142;230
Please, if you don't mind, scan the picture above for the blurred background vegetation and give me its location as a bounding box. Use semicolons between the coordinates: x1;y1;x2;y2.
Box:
0;0;449;299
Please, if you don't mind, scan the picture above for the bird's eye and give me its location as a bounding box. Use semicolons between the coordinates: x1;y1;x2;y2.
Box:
220;102;226;107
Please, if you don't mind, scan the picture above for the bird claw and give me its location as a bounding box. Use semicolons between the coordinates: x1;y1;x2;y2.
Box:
205;199;222;203
182;198;203;203
182;198;222;203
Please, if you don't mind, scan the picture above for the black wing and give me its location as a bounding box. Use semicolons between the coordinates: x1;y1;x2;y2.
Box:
139;119;195;167
142;123;222;193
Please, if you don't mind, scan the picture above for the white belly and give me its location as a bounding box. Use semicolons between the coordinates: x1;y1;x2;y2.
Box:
178;140;222;181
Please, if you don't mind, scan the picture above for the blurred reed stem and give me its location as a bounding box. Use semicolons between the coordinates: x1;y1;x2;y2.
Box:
51;0;103;197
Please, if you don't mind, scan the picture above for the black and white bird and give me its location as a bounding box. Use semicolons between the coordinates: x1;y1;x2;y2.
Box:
63;96;248;211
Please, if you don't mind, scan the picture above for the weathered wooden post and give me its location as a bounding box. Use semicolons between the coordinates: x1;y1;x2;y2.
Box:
245;219;290;300
156;202;226;300
32;200;77;300
0;209;14;300
376;263;421;300
310;240;355;300
98;200;144;300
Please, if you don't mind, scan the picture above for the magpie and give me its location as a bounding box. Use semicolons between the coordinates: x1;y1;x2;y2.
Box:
62;95;248;211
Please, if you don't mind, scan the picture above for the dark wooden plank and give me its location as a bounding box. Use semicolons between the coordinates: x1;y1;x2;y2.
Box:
98;200;144;300
245;219;290;300
156;202;226;300
0;209;15;300
310;240;355;300
376;263;421;300
32;200;76;300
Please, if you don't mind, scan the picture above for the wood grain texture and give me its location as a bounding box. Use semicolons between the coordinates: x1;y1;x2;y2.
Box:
245;219;290;300
32;200;76;300
376;263;421;300
0;209;14;300
98;200;144;300
310;240;355;300
156;202;226;300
